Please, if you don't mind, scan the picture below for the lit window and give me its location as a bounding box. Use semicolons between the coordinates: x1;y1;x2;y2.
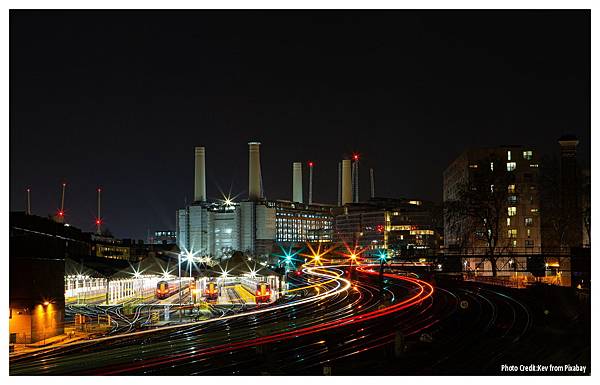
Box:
506;162;516;171
490;162;494;171
508;207;517;216
530;208;539;214
525;217;533;226
527;229;531;238
508;184;516;193
512;240;518;247
469;164;478;169
507;195;517;204
530;164;539;168
509;229;518;238
507;150;512;161
506;218;511;226
523;151;533;160
490;184;494;193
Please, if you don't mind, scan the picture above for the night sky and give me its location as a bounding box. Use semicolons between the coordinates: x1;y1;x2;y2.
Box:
10;10;590;240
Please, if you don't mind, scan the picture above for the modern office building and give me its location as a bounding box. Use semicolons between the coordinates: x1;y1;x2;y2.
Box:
334;198;442;258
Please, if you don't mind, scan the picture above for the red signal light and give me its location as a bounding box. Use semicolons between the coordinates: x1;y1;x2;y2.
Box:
308;161;314;167
353;154;359;161
95;219;101;225
58;211;64;216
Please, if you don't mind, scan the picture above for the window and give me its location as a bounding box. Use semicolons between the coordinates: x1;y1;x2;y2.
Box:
506;217;511;226
525;217;533;226
525;240;534;247
508;207;517;216
508;195;517;204
530;164;539;168
506;162;517;171
531;208;539;214
507;150;512;161
508;184;516;193
490;184;494;193
490;162;494;171
512;240;518;247
527;229;531;238
523;150;533;160
469;164;478;169
507;229;518;238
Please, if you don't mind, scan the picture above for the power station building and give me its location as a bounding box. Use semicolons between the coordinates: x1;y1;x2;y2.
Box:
176;142;335;260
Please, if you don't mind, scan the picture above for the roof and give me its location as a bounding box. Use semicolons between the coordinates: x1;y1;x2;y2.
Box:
208;251;280;278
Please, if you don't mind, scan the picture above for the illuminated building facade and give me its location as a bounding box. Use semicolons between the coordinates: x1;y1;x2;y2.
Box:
177;199;334;259
443;146;542;255
176;202;241;257
90;234;131;260
334;198;442;257
9;212;80;343
274;200;334;244
152;230;176;245
443;146;544;277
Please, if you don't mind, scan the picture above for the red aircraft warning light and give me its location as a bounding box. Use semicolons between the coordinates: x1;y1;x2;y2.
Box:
308;161;314;167
353;154;360;161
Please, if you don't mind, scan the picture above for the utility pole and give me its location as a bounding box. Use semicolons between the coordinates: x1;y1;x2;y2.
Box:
178;253;182;321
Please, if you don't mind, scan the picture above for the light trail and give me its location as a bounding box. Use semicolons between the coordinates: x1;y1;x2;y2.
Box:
17;264;351;357
92;265;434;375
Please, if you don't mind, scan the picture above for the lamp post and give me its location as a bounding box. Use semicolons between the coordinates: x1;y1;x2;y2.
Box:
188;252;194;305
378;250;387;282
178;252;182;322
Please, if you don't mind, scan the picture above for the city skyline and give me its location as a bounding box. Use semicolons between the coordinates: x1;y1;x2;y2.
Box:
8;8;592;377
10;10;590;239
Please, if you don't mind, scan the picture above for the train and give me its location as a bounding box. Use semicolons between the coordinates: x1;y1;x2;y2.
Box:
205;280;219;302
241;277;271;303
155;280;179;299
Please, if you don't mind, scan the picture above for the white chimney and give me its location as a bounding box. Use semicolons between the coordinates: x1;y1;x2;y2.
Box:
194;146;207;202
248;142;262;201
293;162;303;203
342;159;352;205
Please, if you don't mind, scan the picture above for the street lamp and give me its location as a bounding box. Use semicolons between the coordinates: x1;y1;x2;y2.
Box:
350;253;357;267
178;252;182;321
377;249;388;281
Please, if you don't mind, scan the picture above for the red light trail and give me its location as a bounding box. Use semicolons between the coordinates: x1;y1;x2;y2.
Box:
93;265;434;375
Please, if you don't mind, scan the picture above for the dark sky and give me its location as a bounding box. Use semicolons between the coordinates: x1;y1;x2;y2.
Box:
10;10;590;240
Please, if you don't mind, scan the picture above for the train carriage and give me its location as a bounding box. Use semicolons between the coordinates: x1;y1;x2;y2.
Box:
155;280;179;299
241;277;271;303
205;280;219;302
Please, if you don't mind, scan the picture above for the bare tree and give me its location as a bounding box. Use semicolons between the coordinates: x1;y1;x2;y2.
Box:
444;155;513;276
539;156;580;252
